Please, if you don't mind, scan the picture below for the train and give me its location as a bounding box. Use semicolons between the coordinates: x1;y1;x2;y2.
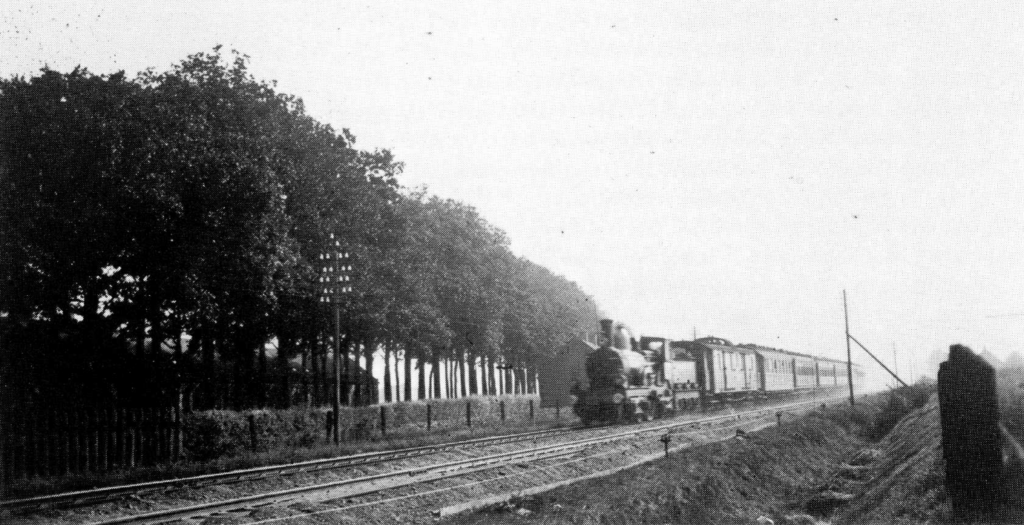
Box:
537;319;863;424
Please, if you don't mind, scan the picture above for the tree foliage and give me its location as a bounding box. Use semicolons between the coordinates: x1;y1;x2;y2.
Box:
0;49;601;410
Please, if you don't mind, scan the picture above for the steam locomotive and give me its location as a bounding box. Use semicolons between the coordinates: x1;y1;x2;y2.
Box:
538;319;862;424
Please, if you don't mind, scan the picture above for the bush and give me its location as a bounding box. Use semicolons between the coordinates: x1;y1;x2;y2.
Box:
180;395;551;463
868;383;936;440
182;410;250;461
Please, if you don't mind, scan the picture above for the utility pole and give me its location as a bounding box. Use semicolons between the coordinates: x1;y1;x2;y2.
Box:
844;290;855;405
320;233;352;445
893;342;899;389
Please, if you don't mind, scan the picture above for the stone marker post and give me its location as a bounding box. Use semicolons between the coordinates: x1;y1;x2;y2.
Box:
937;344;1002;513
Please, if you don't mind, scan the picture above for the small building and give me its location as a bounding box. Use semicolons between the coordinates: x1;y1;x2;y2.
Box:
537;338;597;408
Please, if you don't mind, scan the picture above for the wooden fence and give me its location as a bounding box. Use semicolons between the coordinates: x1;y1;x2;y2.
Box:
1;407;181;485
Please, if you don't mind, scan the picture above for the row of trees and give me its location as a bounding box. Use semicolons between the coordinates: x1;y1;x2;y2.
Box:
0;49;601;411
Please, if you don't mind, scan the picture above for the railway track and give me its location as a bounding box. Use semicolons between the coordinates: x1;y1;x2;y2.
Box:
1;425;581;512
58;396;844;525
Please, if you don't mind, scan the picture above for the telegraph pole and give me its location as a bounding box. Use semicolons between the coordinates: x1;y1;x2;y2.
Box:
844;290;855;405
893;342;899;389
320;233;352;445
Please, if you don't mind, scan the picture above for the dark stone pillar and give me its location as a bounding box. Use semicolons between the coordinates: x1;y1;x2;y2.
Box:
937;344;1002;514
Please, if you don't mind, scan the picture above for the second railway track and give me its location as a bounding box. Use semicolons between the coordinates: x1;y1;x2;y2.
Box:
39;396;845;525
1;425;583;512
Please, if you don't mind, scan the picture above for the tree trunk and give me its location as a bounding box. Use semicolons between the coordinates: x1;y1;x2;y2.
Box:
301;335;309;406
364;337;376;405
277;332;291;408
311;334;321;406
199;326;214;409
82;276;101;355
443;359;449;398
480;356;488;397
467;354;478;395
446;360;454;398
405;348;413;401
417;355;427;400
258;340;268;408
216;317;230;409
393;346;402;401
431;355;441;399
383;342;392;403
322;333;330;406
232;340;244;410
149;281;163;359
347;336;359;405
459;354;468;397
488;358;497;395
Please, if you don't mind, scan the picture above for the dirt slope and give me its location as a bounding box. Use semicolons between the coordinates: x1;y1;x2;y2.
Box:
831;399;949;524
833;396;1024;525
446;402;881;525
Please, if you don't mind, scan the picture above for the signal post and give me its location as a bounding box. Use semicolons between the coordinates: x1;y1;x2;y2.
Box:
320;233;352;444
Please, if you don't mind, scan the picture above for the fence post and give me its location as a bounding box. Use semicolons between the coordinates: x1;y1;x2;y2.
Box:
380;406;387;436
937;344;1001;515
466;402;472;428
426;404;432;431
529;400;534;422
500;400;505;423
325;410;334;441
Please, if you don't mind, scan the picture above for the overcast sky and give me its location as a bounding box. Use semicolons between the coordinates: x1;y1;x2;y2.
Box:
3;1;1023;380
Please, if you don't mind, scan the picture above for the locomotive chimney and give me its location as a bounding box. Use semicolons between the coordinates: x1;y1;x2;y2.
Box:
599;319;614;346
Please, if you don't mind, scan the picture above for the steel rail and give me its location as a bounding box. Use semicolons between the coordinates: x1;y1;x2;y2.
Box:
85;396;843;525
1;425;581;511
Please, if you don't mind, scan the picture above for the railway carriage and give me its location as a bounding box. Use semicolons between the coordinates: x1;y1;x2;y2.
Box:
793;354;818;389
748;345;798;393
815;357;852;389
688;338;761;397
